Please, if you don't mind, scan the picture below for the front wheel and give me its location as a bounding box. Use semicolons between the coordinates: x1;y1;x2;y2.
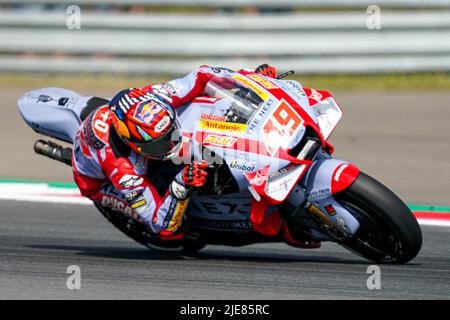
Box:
335;172;422;264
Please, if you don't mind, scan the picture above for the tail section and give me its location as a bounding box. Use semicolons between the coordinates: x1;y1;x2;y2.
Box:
17;87;91;143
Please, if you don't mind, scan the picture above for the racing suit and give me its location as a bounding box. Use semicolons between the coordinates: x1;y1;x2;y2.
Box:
72;66;238;239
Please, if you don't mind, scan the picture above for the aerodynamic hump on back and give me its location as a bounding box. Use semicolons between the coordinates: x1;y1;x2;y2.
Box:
17;87;91;144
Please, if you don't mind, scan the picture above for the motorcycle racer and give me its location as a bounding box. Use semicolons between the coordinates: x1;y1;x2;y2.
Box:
72;64;278;249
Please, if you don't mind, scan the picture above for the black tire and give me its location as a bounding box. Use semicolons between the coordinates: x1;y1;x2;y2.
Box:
335;172;422;264
181;238;207;254
94;203;207;253
94;202;152;247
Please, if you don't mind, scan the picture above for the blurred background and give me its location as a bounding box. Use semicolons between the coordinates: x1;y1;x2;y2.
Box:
0;0;449;206
1;0;450;75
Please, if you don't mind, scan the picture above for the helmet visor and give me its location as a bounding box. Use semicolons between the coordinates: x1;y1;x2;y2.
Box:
133;121;182;159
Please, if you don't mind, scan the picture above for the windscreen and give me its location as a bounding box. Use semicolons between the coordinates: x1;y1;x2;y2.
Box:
204;77;265;124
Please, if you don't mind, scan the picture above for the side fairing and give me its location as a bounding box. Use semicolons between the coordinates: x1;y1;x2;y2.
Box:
176;99;296;192
300;154;361;235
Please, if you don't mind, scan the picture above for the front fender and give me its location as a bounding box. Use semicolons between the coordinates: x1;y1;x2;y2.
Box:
300;158;361;235
302;159;360;197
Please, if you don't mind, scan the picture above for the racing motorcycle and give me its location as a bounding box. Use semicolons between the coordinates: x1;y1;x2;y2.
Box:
17;69;422;264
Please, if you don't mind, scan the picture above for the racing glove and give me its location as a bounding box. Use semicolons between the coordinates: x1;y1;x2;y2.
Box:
255;64;278;78
170;161;209;200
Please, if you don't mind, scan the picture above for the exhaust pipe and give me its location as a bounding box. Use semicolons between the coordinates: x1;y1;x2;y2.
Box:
34;140;73;166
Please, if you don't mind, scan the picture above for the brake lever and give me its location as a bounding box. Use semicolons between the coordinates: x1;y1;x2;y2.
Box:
277;70;295;79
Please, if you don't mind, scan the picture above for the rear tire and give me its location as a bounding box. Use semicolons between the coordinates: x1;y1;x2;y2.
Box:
94;203;207;253
336;172;422;264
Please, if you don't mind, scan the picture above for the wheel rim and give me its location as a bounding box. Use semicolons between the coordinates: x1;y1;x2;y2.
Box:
340;200;403;262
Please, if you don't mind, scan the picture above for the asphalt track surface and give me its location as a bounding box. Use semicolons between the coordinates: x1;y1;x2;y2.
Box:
1;86;450;299
1;200;449;300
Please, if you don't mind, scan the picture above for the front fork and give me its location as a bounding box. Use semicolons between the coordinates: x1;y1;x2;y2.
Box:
284;153;361;241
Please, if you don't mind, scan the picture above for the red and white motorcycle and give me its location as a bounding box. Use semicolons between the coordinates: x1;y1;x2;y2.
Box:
18;69;422;263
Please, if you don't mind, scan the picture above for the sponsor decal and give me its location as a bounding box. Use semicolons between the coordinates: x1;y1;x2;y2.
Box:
101;195;133;216
193;97;221;104
124;189;143;202
266;178;293;195
191;199;251;215
286;80;305;96
162;81;180;95
265;165;306;202
31;122;71;142
324;204;337;217
130;199;147;209
230;160;255;172
248;74;278;89
247;97;276;132
249;172;267;187
330;163;359;194
333;164;349;182
167;199;188;232
151;84;173;103
199;119;247;134
58;97;69;106
119;175;144;188
37;95;53;103
233;74;269;101
154;116;171;133
190;217;253;231
86;109;109;149
309;89;323;103
134;100;162;124
200;113;228;122
268;164;297;180
307;188;330;199
170;181;190;200
202;134;238;148
262;100;304;155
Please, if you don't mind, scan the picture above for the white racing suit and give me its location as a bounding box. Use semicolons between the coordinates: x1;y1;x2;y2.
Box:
72;66;232;239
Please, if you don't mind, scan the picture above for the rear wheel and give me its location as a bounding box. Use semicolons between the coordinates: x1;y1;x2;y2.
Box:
335;172;422;264
94;203;206;253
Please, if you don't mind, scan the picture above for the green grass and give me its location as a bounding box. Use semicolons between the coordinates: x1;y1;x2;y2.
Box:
1;72;450;91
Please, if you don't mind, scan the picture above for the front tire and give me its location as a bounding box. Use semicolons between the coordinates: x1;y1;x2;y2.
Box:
336;172;422;264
